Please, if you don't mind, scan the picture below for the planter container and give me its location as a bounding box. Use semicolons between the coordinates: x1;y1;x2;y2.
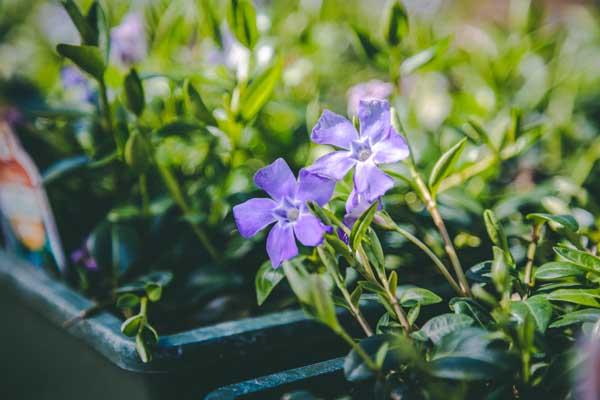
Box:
0;251;375;400
205;357;368;399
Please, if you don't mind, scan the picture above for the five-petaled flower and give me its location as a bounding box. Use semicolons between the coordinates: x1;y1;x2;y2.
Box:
233;158;335;268
308;99;409;208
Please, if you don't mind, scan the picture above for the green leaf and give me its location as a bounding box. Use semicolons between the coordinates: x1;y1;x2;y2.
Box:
317;246;341;280
255;260;285;306
124;68;145;116
412;313;474;344
61;0;97;45
449;297;491;328
121;314;144;337
428;138;467;197
429;356;509;381
124;130;153;174
85;1;110;60
554;246;600;272
491;246;511;294
141;324;159;345
483;210;512;264
510;295;552;333
466;119;496;152
398;286;442;307
408;303;420;326
145;282;162;302
227;0;259;49
56;44;105;81
399;38;449;75
549;308;600;328
88;222;141;277
350;286;362;309
527;213;579;233
349;202;378;250
43;155;90;184
240;58;283;121
388;271;398;296
546;288;600;307
535;261;585;281
385;1;408;47
366;228;385;270
184;80;217;125
116;293;140;309
357;280;386;296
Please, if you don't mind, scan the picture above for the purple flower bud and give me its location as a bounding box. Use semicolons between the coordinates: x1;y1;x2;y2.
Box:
233;158;335;267
347;80;393;116
307;99;409;203
111;13;147;66
70;242;98;271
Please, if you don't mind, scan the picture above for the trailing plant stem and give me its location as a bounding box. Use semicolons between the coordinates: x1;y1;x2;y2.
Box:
98;79;119;154
524;224;543;288
157;164;221;263
389;223;462;295
334;276;374;337
139;174;150;217
410;166;471;296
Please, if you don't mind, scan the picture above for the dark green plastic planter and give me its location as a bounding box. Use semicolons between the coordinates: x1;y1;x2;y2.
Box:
0;252;372;400
205;357;368;399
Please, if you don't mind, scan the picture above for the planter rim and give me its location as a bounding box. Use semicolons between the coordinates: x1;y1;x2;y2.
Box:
0;251;322;373
204;357;345;399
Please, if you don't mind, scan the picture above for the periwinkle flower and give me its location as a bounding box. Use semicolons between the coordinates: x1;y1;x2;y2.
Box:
233;158;335;267
111;13;147;66
308;99;409;204
347;80;393;116
61;66;94;103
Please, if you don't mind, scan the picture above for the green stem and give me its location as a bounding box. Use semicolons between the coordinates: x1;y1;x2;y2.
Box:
157;163;221;263
409;164;471;297
338;281;374;337
98;79;120;154
140;296;148;317
337;328;379;373
387;222;462;296
139;174;150;217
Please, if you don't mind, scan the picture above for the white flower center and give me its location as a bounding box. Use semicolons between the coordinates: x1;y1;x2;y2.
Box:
358;149;372;161
286;208;300;222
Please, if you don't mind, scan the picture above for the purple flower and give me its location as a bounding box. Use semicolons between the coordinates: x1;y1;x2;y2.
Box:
233;158;335;268
308;99;409;203
70;241;98;271
61;67;94;102
347;80;394;116
111;13;147;66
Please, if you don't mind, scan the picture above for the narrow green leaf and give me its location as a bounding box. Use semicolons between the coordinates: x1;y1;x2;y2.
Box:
124;130;152;174
56;44;106;81
549;308;600;328
61;0;97;45
240;58;283;121
554;246;600;271
349;202;379;250
255;260;285;306
535;261;585;281
124;68;145;116
135;333;151;363
388;271;398;296
350;286;362;308
408;303;420;326
399;38;449;75
398;286;442;307
483;210;512;264
428;137;467;196
547;288;600;307
227;0;259;49
85;1;110;60
385;1;408;47
527;213;579;233
184;80;217;125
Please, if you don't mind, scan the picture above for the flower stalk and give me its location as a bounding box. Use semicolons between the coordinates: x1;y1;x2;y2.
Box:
409;164;471;297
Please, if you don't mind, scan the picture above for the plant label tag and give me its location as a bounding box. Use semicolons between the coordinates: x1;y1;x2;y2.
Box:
0;120;66;272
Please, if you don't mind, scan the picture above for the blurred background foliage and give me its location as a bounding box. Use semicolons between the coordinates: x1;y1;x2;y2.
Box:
1;0;600;331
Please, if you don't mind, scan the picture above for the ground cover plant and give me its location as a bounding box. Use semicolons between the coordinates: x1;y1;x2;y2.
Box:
2;1;600;396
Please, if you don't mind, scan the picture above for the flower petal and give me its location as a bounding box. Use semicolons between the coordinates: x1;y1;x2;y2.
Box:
254;158;296;201
308;151;356;180
295;169;336;206
358;99;391;143
294;213;327;246
354;161;394;201
311;110;358;149
233;198;277;238
372;128;410;164
267;223;298;268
